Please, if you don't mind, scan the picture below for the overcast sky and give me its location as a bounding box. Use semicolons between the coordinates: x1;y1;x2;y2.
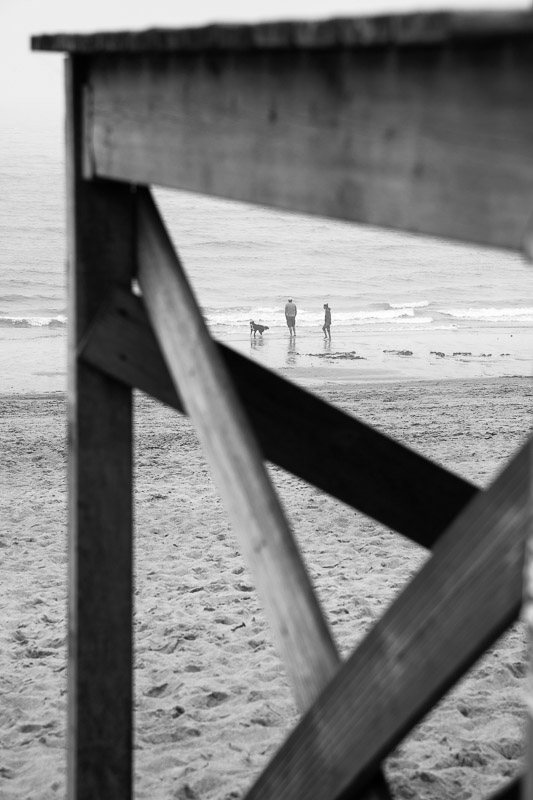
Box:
1;0;529;130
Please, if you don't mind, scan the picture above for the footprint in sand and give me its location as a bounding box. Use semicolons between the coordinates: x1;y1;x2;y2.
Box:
144;682;169;698
204;691;229;708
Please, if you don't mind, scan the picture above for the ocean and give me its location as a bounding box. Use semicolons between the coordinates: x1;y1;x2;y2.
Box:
1;121;533;392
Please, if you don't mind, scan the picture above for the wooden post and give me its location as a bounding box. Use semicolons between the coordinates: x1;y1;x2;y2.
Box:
66;57;135;799
525;470;533;800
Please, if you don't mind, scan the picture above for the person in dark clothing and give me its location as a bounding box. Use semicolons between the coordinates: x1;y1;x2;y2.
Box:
322;303;331;338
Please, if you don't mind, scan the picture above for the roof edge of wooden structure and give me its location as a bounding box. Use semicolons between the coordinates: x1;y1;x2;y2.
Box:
31;10;533;53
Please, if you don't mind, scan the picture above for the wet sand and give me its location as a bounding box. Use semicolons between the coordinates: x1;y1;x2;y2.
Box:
0;376;530;799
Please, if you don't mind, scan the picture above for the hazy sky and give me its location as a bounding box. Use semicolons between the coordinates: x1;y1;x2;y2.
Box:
1;0;528;131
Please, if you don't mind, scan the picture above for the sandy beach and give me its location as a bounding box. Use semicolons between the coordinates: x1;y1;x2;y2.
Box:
1;375;530;800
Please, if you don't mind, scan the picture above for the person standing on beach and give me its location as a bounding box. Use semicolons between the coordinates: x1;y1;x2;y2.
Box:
322;303;331;339
285;298;297;336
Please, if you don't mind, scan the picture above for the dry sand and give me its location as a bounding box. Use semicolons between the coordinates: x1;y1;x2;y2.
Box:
1;376;531;799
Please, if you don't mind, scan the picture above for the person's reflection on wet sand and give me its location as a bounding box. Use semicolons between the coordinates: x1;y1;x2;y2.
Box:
286;338;297;367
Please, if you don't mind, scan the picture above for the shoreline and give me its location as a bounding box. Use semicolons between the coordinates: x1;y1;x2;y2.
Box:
1;376;530;799
1;370;532;405
1;324;531;394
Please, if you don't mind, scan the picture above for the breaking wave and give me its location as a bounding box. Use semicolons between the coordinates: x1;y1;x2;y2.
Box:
0;315;67;328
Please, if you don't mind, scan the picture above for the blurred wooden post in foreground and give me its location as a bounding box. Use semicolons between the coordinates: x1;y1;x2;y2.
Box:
33;12;532;800
64;60;135;798
526;480;533;800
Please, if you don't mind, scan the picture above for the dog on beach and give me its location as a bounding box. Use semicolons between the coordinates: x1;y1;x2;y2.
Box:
250;320;270;337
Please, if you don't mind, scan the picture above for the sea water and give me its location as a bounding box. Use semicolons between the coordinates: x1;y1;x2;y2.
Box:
1;123;532;392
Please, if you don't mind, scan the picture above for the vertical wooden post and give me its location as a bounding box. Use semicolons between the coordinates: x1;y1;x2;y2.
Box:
525;460;533;800
66;56;135;799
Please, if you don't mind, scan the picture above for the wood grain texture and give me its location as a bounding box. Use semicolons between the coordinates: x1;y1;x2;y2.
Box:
31;11;533;53
244;440;530;800
67;39;533;250
80;287;477;547
136;187;339;712
66;57;135;799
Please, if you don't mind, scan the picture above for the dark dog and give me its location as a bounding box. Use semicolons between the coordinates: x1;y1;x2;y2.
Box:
250;320;270;337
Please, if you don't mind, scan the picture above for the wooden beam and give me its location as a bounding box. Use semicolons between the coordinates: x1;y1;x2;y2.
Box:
65;59;135;799
243;440;530;800
64;35;533;250
79;287;478;548
526;439;533;800
85;287;394;800
134;195;398;800
136;186;340;712
487;777;520;800
29;12;533;54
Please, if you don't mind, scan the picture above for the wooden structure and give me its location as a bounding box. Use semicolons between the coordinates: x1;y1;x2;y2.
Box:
32;11;531;800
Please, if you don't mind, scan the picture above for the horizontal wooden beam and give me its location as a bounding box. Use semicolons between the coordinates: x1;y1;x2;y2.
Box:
70;38;533;250
31;11;533;53
244;440;530;800
79;286;477;548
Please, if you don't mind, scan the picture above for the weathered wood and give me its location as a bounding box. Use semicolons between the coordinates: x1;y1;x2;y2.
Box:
136;186;339;712
526;443;533;800
244;440;530;800
84;281;395;800
39;33;533;250
488;777;520;800
31;11;533;53
66;58;135;799
80;287;477;547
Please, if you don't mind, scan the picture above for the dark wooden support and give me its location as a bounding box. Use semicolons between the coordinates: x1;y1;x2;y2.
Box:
80;287;478;547
527;466;533;800
487;777;520;800
244;441;530;800
66;58;135;799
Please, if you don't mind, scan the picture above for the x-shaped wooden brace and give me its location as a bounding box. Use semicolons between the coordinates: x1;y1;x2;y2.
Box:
81;188;530;800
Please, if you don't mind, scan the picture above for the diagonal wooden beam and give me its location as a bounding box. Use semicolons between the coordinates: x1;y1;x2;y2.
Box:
135;187;394;800
242;440;530;800
80;287;477;549
135;185;341;712
487;777;520;800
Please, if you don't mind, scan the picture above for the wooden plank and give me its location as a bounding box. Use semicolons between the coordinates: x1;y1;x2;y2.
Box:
83;286;394;800
487;777;520;800
80;287;477;547
31;11;533;53
526;440;533;800
65;58;135;799
56;37;533;250
136;186;339;712
243;440;530;800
